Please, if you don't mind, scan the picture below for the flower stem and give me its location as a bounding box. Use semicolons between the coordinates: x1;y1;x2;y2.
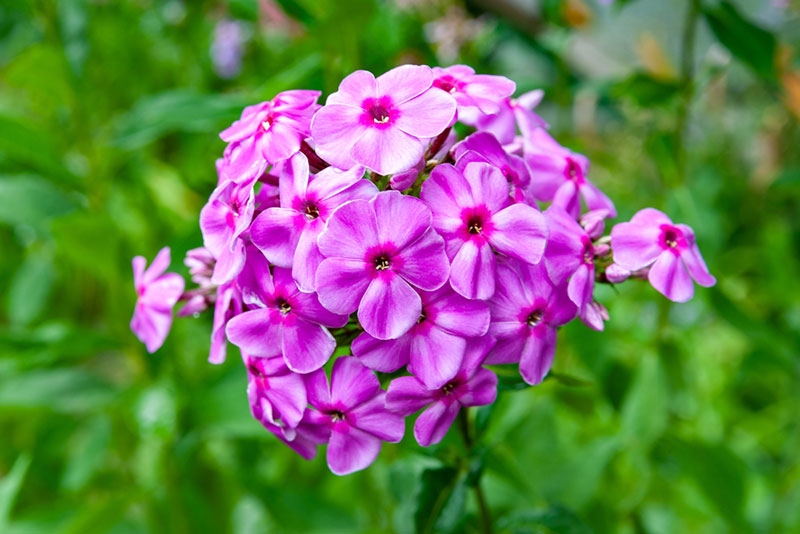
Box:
458;409;492;534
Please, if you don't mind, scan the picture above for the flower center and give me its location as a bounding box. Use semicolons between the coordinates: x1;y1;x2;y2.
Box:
329;410;346;422
261;117;272;132
303;202;319;220
370;104;392;124
433;76;458;94
374;255;391;271
417;310;427;324
664;229;678;248
565;158;582;182
527;310;543;327
277;298;292;315
442;382;456;395
467;215;483;235
247;364;265;378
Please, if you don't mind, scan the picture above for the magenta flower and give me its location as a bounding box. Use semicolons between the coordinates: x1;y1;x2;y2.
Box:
209;279;241;364
431;64;515;114
220;89;321;169
250;153;377;292
485;260;576;385
310;64;457;175
131;247;185;353
215;138;268;188
200;179;254;284
262;409;331;461
610;208;715;302
543;207;605;330
352;285;490;389
421;162;548;300
225;251;348;373
303;357;404;475
453;131;532;203
385;337;497;447
524;129;616;219
315;191;450;340
465;91;547;145
245;354;307;434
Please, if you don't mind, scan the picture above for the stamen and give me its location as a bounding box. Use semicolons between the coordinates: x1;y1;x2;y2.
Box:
261;119;272;131
527;310;543;327
467;215;483;235
417;310;427;324
374;255;391;271
277;298;291;315
330;410;346;422
442;383;456;395
304;203;319;220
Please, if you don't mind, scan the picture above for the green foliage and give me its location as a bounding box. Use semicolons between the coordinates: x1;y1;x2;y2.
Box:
1;0;798;533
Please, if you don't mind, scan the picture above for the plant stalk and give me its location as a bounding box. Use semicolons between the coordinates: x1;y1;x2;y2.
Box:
458;410;492;534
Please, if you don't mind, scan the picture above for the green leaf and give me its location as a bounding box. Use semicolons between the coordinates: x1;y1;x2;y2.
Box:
0;117;78;185
497;505;593;534
610;72;681;107
619;354;668;448
0;368;115;413
0;454;32;531
703;1;777;81
60;417;111;492
414;467;467;534
7;250;55;326
0;175;76;232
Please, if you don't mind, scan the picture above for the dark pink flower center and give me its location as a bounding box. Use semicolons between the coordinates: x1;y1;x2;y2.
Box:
527;309;544;327
276;297;292;315
303;201;320;220
360;96;398;129
659;224;687;254
328;410;346;422
374;254;391;270
460;205;494;239
441;382;456;395
564;157;584;184
433;75;459;94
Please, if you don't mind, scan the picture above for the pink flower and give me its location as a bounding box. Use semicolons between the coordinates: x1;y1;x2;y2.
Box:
543;207;605;330
250;153;377;292
245;354;307;434
524;129;616;219
315;191;450;340
485;260;576;385
225;251;348;373
385;337;497;446
200;179;255;284
220;89;321;170
209;279;241;364
611;208;715;302
464;90;547;144
452;131;532;203
421;162;548;300
352;285;490;389
431;64;515;114
304;357;404;475
310;64;457;175
131;247;185;353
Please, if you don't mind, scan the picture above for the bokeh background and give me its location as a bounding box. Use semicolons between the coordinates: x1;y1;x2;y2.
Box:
1;0;799;532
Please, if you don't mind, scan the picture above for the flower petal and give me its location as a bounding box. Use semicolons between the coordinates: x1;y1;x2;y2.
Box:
462;162;509;214
352;332;412;373
330;356;381;411
358;274;421;340
317;198;379;260
519;327;557;386
372;191;431;251
310;104;365;169
349;126;424;176
281;318;336;374
327;70;378;106
648;250;694;303
348;392;405;442
427;289;490;337
394;89;457;138
394;228;450;291
456;367;497;407
414;400;461;447
315;258;371;315
376;64;432;104
409;325;465;389
449;239;496;300
610;222;663;271
327;425;382;476
250;208;306;268
385;376;436;415
489;203;548;264
225;308;282;358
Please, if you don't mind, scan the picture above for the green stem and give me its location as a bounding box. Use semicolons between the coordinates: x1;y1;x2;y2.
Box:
458;410;492;534
673;0;700;187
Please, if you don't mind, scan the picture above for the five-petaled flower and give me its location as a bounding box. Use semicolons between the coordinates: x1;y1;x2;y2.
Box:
131;247;185;353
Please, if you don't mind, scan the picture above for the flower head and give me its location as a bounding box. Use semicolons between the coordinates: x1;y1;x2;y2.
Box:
421;161;548;299
311;65;457;175
131;247;185;353
431;64;515;114
225;249;348;373
452;131;532;203
610;208;715;302
245;354;307;435
315;191;450;339
385;337;497;446
200;179;255;284
303;357;404;475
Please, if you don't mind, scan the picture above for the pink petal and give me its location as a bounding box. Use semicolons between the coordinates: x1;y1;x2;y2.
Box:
394;89;457;138
349;126;424;176
414;400;461;447
292;289;349;328
567;264;594;309
305;368;332;409
352;332;411;373
375;64;432;104
681;244;716;287
281;318;336;374
278;152;310;207
258;121;302;163
551;180;581;219
422;164;474;219
210;237;245;285
250;208;305;268
358;274;421;340
327;70;378;106
427;290;490;337
132;256;146;288
385;376;436;415
141;273;185;309
327;424;382;476
449;239;496;300
580;181;617;218
610;222;663;270
460;336;497;377
317;199;378;259
372;191;431;251
489;203;548;264
394;228;450;291
648;250;694;303
484;335;525;365
310;104;365;169
330;356;382;410
143;247;171;284
462;162;509;214
264;372;307;428
630;207;673;227
519;327;557;385
455;367;497;406
409;325;464;389
315;258;371;315
131;305;173;353
291;220;324;292
348;392;405;442
225;308;282;357
463;74;516;114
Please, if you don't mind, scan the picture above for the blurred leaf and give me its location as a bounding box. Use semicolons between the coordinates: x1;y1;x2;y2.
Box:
110;90;250;149
7;250;55;325
0;368;115;412
52;213;119;283
0;175;76;232
0;453;31;531
547;372;592;388
496;505;593;534
232;494;272;534
0;116;79;185
414;466;467;534
619;354;668;448
58;0;88;75
702;1;777;81
610;72;681;107
60;416;111;492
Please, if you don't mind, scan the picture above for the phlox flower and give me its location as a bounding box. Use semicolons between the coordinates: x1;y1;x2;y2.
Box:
303;357;404;475
385;337;497;447
250;153;377;292
131;247;185;353
199;179;254;284
452;131;532;203
225;249;348;373
352;285;490;389
610;208;715;302
209;279;241;364
220;89;321;170
431;64;516;114
485;260;576;385
244;354;307;435
215;139;268;188
543;206;605;330
262;408;331;461
310;64;457;175
421;162;548;300
524;129;616;219
315;191;450;340
465;90;547;144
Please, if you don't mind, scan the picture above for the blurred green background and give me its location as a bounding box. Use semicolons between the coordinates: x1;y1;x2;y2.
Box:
1;0;799;532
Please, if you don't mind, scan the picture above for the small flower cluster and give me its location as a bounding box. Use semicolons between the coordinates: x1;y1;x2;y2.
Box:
131;64;715;475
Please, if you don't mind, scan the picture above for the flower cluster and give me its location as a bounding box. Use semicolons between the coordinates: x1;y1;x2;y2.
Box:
131;64;716;475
